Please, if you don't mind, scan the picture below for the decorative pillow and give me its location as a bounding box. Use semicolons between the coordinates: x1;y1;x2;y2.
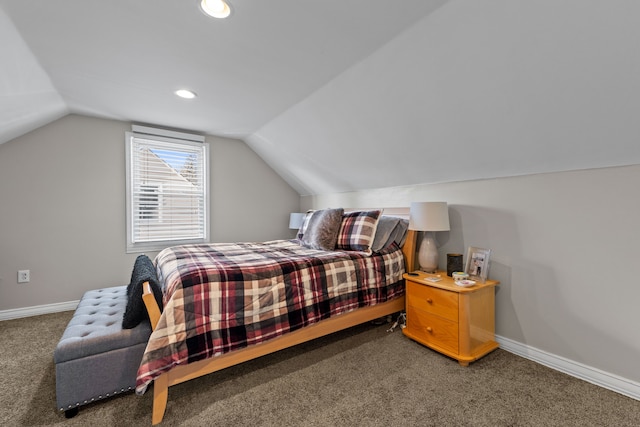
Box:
389;218;410;247
300;208;344;251
336;210;381;255
371;216;401;252
122;254;164;329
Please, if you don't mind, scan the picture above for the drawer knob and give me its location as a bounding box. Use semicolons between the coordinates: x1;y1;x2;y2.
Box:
426;298;433;304
426;326;433;333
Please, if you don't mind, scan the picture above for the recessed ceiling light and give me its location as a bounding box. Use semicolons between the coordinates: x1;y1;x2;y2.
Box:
175;89;197;99
200;0;231;19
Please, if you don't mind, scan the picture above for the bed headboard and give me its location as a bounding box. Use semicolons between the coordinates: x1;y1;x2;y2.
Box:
344;207;409;219
344;207;417;273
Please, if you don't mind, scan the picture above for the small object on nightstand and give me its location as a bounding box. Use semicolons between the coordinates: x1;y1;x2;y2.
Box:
446;253;463;276
424;275;442;283
455;279;476;287
452;272;469;281
407;272;419;276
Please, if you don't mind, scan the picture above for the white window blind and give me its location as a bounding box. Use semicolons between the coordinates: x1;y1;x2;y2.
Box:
126;127;209;252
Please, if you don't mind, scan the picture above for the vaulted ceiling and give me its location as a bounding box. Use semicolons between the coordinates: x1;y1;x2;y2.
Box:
2;1;640;196
0;0;447;146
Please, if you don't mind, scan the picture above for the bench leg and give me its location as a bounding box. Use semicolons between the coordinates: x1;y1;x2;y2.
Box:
64;407;79;418
152;373;169;425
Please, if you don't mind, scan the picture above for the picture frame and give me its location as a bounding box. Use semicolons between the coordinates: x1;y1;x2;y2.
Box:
465;247;491;283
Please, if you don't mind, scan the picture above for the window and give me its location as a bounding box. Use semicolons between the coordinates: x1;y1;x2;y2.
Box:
138;184;160;220
126;125;209;252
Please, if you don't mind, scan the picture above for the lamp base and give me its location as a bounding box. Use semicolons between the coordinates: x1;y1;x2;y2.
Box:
418;231;439;273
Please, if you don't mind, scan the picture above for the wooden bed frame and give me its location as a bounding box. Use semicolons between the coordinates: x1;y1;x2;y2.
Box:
142;226;417;425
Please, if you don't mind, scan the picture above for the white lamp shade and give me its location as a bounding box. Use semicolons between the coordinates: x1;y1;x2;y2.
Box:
289;212;306;229
409;202;450;231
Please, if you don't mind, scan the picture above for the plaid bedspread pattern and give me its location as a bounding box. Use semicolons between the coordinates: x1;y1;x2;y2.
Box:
135;240;405;394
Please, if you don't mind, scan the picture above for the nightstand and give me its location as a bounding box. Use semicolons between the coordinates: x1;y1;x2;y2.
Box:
402;271;499;366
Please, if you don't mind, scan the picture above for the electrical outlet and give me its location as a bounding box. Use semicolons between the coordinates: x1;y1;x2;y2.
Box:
18;270;30;283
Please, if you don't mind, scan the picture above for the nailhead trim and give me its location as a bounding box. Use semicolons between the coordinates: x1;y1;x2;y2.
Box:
58;388;131;411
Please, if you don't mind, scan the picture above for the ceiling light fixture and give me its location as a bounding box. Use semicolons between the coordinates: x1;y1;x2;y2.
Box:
200;0;231;19
175;89;197;99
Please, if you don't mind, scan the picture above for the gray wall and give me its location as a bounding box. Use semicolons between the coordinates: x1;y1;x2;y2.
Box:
0;114;300;310
302;164;640;387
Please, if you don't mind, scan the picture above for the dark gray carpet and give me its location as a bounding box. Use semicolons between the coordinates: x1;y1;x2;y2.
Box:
1;311;639;426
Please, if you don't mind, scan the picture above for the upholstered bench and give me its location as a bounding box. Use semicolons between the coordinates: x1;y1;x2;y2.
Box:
54;255;163;418
54;286;152;417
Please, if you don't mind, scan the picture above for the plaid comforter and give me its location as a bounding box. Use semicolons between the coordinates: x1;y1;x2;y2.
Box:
135;239;405;394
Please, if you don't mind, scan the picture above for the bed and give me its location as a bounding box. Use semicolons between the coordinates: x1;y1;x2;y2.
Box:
137;208;418;425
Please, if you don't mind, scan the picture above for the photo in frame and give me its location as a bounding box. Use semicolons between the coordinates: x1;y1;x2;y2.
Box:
465;247;491;283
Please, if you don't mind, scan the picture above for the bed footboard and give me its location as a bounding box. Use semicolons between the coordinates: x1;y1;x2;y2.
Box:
141;286;405;425
142;282;161;330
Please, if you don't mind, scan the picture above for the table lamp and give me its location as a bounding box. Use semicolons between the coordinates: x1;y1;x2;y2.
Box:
289;212;305;230
409;202;450;273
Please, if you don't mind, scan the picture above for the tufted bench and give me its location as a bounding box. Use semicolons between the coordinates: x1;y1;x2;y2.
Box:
54;286;152;417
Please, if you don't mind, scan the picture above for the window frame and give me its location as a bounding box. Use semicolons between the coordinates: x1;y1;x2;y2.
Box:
125;126;210;253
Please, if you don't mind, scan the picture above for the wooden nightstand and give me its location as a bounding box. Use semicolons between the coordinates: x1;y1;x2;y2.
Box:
402;271;499;366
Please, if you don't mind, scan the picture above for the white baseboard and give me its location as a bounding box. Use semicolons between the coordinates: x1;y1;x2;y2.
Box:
497;335;640;401
0;300;79;321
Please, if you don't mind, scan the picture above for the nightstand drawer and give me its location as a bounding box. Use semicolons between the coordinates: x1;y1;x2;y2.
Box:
406;281;458;322
407;306;459;354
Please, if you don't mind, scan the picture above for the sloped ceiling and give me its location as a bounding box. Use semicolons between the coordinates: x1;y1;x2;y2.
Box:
3;1;640;197
248;0;640;195
0;0;447;141
0;9;67;144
